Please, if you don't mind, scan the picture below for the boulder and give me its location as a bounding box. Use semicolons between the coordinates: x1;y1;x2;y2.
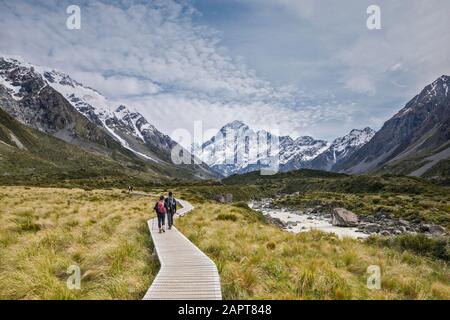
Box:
213;194;233;203
419;223;430;232
363;216;375;223
311;206;322;213
374;211;386;220
428;224;446;235
331;208;359;227
225;193;233;203
361;223;380;233
266;216;287;229
213;194;226;203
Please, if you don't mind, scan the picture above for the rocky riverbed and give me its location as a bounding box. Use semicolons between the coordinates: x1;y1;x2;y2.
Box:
249;199;447;239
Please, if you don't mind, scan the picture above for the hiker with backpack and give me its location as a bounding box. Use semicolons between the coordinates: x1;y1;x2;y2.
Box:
154;195;167;233
164;191;177;230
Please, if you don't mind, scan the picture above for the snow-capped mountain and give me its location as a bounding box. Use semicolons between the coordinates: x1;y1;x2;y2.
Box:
309;127;375;171
194;120;373;176
278;135;330;172
195;120;276;176
0;55;175;161
0;55;216;179
335;75;450;178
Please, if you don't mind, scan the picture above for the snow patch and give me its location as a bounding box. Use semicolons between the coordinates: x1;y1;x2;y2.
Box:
0;75;23;101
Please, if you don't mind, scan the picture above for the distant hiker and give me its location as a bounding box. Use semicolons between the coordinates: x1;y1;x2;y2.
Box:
164;191;177;230
128;186;133;193
154;195;166;233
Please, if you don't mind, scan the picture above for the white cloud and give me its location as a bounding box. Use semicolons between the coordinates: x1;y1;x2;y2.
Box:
1;0;449;146
332;0;450;96
194;0;450;129
0;0;351;144
71;71;161;97
343;74;377;96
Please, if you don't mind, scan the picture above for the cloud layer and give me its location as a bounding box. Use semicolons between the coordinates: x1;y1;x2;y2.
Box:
194;0;450;128
1;0;449;145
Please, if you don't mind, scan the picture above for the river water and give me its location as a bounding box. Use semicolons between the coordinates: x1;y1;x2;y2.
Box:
249;201;368;239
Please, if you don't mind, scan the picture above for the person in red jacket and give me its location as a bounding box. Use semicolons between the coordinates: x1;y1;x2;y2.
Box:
154;195;167;233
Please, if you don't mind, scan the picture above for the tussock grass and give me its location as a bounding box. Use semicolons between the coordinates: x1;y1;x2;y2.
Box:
177;202;450;300
2;186;448;300
0;187;157;299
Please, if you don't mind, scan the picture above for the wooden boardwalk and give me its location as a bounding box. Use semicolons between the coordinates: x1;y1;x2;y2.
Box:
143;199;222;300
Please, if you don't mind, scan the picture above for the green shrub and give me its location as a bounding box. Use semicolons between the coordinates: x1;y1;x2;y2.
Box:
369;234;450;262
217;214;238;222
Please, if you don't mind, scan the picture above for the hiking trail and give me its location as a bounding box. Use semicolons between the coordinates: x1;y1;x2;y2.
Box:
134;193;222;300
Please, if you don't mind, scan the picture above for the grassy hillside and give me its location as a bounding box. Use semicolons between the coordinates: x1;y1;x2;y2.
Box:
176;201;450;299
372;145;450;186
0;187;158;299
222;169;440;195
0;107;162;182
422;159;450;185
223;169;347;185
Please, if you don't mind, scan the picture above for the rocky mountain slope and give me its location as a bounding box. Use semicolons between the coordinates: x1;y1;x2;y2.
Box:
195;120;374;176
335;75;450;180
0;106;167;186
309;127;375;171
0;55;216;180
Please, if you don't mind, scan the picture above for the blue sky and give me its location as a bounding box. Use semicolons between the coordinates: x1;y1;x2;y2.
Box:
1;0;449;143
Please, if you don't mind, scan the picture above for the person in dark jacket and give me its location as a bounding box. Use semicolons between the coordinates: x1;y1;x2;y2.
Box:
164;191;177;230
154;195;166;233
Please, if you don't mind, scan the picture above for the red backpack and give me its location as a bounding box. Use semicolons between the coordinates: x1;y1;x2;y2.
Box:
156;200;166;214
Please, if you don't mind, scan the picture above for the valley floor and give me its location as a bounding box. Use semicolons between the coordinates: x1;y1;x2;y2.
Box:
176;202;450;299
0;186;449;300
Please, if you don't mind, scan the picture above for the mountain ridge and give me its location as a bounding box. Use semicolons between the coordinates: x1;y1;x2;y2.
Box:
0;55;217;180
335;75;450;180
0;106;166;186
194;120;374;176
2;55;448;181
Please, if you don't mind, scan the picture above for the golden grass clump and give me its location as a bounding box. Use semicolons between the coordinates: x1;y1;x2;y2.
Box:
0;187;158;299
